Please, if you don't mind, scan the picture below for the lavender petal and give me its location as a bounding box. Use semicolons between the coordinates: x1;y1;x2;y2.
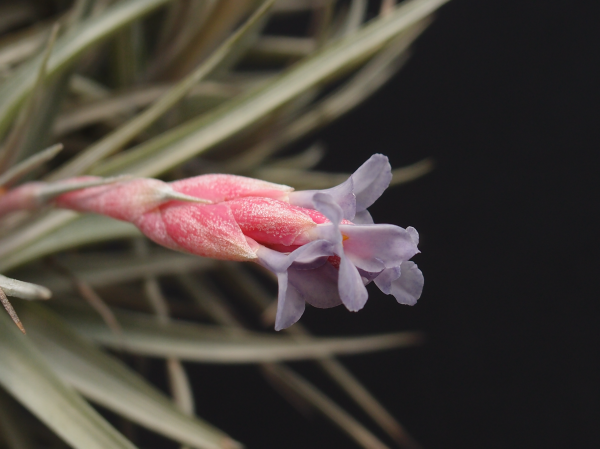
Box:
357;267;385;283
338;255;369;311
288;262;342;309
288;176;356;220
407;226;419;245
340;224;420;270
257;240;332;273
274;275;306;330
389;261;424;306
373;266;401;295
351;154;392;212
312;192;343;230
352;210;374;224
256;241;334;330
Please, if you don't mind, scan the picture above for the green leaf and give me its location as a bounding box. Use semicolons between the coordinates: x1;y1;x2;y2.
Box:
0;0;174;139
0;309;138;449
50;302;422;363
19;248;214;294
19;302;242;449
0;213;140;271
0;274;51;300
0;143;63;188
94;0;449;177
47;0;277;181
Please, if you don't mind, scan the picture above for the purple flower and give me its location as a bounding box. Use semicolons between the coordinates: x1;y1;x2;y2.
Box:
256;155;423;330
287;153;393;223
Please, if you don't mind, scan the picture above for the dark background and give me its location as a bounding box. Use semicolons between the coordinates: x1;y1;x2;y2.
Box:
187;1;599;449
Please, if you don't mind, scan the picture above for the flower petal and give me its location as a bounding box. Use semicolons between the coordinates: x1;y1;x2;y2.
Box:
274;273;305;331
407;226;419;245
373;266;401;295
351;154;392;212
311;193;343;236
338;254;369;311
286;154;392;220
288;173;356;220
288;262;342;309
389;261;424;306
340;223;420;270
256;241;333;330
256;240;332;273
352;210;374;224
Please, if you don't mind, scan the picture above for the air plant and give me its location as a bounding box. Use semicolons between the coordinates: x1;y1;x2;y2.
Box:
0;1;447;448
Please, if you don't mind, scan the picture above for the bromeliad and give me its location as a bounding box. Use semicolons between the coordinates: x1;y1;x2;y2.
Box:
0;154;423;330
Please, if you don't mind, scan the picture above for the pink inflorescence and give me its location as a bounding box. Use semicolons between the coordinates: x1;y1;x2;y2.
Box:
1;154;423;330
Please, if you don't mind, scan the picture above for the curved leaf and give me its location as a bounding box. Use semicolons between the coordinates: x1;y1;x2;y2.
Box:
50;302;422;363
0;214;140;271
20;303;242;449
0;0;174;139
0;310;138;449
94;0;449;177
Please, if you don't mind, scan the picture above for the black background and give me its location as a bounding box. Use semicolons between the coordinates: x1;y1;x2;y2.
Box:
184;1;599;449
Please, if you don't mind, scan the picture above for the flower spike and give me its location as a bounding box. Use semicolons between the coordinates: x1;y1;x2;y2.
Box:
0;153;423;329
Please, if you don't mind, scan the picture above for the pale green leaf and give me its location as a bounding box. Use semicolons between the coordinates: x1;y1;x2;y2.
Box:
0;213;141;271
19;302;242;449
94;0;449;178
47;0;277;181
19;249;214;294
0;24;58;172
0;143;63;188
51;302;422;363
0;310;138;449
0;274;51;300
0;0;174;139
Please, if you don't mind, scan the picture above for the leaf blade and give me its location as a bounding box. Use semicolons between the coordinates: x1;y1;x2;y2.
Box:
20;303;242;449
0;0;173;139
52;302;422;363
95;0;449;177
0;309;139;449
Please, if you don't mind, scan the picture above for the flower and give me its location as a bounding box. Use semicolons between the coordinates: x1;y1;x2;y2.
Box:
1;154;424;330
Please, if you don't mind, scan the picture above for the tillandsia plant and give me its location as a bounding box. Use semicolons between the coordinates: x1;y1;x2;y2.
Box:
0;1;447;449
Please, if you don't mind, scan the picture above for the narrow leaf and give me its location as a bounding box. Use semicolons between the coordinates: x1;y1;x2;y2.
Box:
0;143;63;188
0;288;25;334
0;213;141;271
22;249;214;294
94;0;449;177
47;0;277;181
0;310;139;449
0;23;59;172
51;302;422;363
0;0;174;139
0;274;51;300
19;303;242;449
